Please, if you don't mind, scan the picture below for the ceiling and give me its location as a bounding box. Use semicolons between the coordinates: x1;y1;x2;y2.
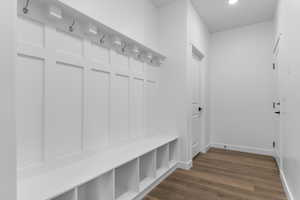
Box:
151;0;278;33
151;0;174;7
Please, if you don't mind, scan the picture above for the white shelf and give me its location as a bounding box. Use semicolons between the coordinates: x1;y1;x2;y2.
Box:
139;177;155;191
169;140;178;163
18;135;178;200
156;144;169;171
115;159;139;200
78;170;114;200
156;167;169;178
139;151;155;183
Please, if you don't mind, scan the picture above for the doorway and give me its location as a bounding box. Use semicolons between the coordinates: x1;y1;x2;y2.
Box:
191;46;205;158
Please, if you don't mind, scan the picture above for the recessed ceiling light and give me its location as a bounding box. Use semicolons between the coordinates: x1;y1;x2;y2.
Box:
228;0;239;5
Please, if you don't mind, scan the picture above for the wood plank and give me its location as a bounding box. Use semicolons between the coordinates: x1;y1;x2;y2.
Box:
144;148;287;200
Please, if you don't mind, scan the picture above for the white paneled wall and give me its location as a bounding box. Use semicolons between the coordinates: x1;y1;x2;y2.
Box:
16;17;160;170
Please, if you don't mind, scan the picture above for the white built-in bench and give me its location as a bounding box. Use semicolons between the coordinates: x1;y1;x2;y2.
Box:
18;135;179;200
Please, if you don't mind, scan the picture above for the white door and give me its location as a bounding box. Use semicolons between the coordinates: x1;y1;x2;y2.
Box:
191;52;204;157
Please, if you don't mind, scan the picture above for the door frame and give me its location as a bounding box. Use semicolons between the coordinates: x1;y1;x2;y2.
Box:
272;33;283;169
190;45;206;158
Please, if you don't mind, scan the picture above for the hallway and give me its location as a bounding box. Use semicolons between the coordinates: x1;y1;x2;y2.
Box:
145;148;286;200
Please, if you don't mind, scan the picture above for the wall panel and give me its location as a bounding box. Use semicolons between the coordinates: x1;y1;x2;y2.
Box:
45;62;83;160
85;70;110;150
16;55;44;167
145;81;158;136
17;17;45;48
111;51;129;75
54;29;83;57
16;16;161;171
131;78;145;138
111;75;130;143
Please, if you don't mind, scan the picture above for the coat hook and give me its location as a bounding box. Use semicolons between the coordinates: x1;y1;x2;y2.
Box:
23;0;30;14
99;34;106;44
121;42;127;54
69;19;75;32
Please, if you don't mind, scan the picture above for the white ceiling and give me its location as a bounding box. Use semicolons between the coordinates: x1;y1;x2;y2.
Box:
151;0;278;33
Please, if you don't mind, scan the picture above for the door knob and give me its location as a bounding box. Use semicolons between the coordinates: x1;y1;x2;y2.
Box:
275;111;280;115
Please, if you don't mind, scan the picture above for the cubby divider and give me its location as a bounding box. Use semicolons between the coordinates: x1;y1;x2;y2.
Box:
139;151;156;190
78;170;114;200
115;159;139;200
52;189;77;200
156;144;169;176
169;140;178;166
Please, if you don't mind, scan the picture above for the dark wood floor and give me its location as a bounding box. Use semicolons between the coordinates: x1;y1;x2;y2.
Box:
144;148;287;200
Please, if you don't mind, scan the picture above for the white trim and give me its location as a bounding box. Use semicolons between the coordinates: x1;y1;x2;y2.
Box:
201;143;210;154
274;148;281;168
279;169;295;200
192;142;201;158
177;160;193;170
274;151;295;200
210;143;275;156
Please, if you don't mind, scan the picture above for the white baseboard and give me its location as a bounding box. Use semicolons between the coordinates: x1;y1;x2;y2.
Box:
279;168;295;200
201;144;210;153
273;151;295;200
274;148;281;168
177;160;193;170
210;143;275;156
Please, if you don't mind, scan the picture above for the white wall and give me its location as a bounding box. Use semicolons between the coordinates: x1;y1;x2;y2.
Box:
275;0;300;199
209;22;275;154
158;0;211;165
0;0;16;199
60;0;160;52
158;0;190;163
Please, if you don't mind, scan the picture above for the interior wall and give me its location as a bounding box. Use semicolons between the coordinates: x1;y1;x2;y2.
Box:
157;0;211;165
0;0;16;199
59;0;160;52
157;0;190;164
209;21;276;154
275;0;300;199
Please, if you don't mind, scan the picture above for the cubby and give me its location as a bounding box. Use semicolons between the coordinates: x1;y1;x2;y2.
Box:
156;144;169;176
18;136;178;200
169;140;178;166
115;159;139;200
52;189;77;200
139;151;156;190
78;170;114;200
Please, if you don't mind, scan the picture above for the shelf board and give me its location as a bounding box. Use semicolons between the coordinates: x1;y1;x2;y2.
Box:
18;135;178;200
139;177;155;191
169;161;177;168
156;167;169;178
116;191;138;200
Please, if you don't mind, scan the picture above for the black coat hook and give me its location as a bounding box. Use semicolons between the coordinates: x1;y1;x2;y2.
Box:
69;19;75;32
121;42;127;53
23;0;30;14
99;34;106;44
